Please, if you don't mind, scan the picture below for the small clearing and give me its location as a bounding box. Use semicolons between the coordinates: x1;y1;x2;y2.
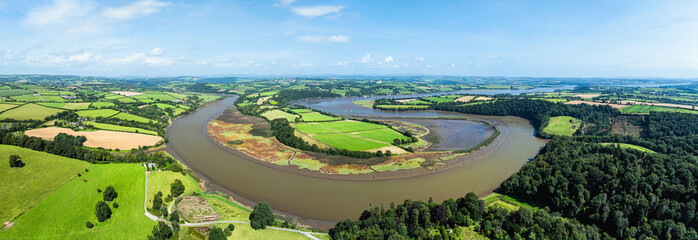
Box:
454;96;475;102
564;100;626;109
542;116;582;136
573;94;601;98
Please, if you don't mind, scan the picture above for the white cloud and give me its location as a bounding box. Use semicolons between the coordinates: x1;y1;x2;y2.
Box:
25;0;92;26
328;35;350;43
474;63;482;67
488;53;499;59
296;36;325;43
68;52;102;62
415;57;425;61
108;52;172;66
337;61;349;66
360;54;371;63
149;47;163;56
383;56;394;63
451;63;456;68
291;5;344;17
296;35;350;43
103;0;171;20
271;60;278;64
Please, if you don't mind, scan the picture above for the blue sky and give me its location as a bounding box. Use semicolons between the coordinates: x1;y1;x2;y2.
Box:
1;0;698;78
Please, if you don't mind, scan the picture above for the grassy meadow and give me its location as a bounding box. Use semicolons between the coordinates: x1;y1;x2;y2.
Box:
542;116;581;136
0;145;91;224
0;103;64;120
0;164;154;239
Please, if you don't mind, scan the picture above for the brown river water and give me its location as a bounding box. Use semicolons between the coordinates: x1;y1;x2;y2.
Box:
166;96;545;228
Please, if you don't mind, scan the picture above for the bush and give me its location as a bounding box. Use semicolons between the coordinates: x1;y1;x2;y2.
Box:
85;168;89;172
86;221;93;228
9;155;25;168
97;188;101;193
112;202;119;208
164;195;173;202
77;173;81;177
95;201;112;222
227;224;235;231
224;228;232;237
208;227;226;240
103;185;118;201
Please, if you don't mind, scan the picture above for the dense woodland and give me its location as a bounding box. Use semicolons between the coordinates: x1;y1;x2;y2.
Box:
330;192;610;240
273;89;341;105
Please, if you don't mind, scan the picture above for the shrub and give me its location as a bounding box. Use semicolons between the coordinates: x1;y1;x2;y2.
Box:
164;195;173;202
227;224;235;231
103;185;118;201
86;221;93;228
95;201;112;222
208;227;226;240
77;173;81;177
112;202;119;208
97;188;101;193
9;155;25;168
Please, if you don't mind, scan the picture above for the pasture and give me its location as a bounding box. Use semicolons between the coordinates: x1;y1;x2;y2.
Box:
90;102;116;108
0;145;90;224
86;121;158;135
312;134;388;151
25;127;162;150
542;116;581;136
293;123;339;134
621;105;698;114
146;171;198;208
0;89;33;97
0;103;64;120
356;128;410;143
111;112;154;123
376;105;430;109
289;108;313;113
299;112;342;122
261;109;299;121
10;94;43;102
0;164;154;239
0;103;19;112
77;109;120;118
312;120;386;133
424;96;454;103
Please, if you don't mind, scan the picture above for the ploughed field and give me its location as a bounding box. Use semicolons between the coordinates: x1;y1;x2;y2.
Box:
24;126;162;150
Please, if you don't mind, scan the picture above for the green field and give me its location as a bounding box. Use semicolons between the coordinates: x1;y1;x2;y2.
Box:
371;158;424;172
197;94;220;102
77;109;120;118
63;102;91;110
293;123;339;134
146;171;198;207
376;105;430;109
299;112;341;122
403;100;432;105
482;193;540;212
0;103;19;112
601;143;657;154
0;164;154;239
621;105;698;114
117;97;137;103
356;128;410;143
351;100;374;108
43;95;68;102
312;120;386;133
90;102;116;108
111;112;154;123
86;122;158;135
424;96;454;103
542;116;581;136
313;134;388;151
37;102;67;108
289;108;313;113
132;93;178;102
10;94;43;102
0;103;64;120
0;89;33;97
0;145;91;224
261;109;299;121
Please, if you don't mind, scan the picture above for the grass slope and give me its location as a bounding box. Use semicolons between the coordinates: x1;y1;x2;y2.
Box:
77;109;120;118
0;103;19;112
542;116;581;136
313;121;386;133
0;104;64;120
86;122;158;135
601;143;657;154
146;171;198;207
261;110;299;122
356;128;410;143
299;112;341;122
293;123;339;134
0;145;91;224
111;112;154;123
0;164;154;239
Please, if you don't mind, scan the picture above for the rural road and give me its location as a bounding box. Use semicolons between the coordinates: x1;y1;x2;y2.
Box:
142;167;325;240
